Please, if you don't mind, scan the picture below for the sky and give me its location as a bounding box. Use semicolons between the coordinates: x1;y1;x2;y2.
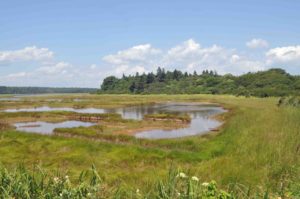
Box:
0;0;300;88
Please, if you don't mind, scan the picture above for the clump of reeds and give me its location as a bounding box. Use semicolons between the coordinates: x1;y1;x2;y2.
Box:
0;165;103;199
277;96;300;107
143;113;191;123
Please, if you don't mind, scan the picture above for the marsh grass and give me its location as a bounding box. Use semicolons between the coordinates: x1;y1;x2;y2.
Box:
1;165;298;198
1;94;300;196
0;111;122;122
144;113;191;122
0;165;104;198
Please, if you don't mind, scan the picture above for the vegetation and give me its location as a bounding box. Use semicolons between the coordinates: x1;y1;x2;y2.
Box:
0;86;97;94
0;94;300;197
144;113;191;122
278;96;300;107
100;68;300;97
0;165;103;199
1;165;299;198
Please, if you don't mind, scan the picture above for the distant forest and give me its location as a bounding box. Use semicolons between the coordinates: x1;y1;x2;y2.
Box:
100;68;300;97
0;86;98;94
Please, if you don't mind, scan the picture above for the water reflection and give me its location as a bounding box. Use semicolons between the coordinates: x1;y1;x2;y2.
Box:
133;103;226;139
14;121;94;134
0;98;20;101
7;103;226;139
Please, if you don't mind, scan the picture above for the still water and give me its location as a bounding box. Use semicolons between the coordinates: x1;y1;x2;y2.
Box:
0;97;20;101
8;103;226;139
14;121;94;134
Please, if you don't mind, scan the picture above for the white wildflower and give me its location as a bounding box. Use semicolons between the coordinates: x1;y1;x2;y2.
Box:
136;188;140;195
191;176;199;182
53;177;59;183
177;192;181;196
65;175;70;184
177;172;187;178
202;182;209;187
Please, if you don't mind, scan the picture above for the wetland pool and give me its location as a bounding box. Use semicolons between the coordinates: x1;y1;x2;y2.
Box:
14;121;94;134
8;103;226;139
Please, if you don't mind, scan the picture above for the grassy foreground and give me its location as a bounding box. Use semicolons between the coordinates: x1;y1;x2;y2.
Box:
0;94;300;197
5;165;294;198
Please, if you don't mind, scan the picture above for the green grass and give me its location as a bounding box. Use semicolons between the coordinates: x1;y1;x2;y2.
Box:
0;94;300;197
144;113;191;122
1;165;298;198
0;165;249;199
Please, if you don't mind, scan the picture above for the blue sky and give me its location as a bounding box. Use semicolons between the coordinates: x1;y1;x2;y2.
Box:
1;0;300;87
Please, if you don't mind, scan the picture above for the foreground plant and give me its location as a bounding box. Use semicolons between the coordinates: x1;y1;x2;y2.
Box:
0;165;103;199
153;169;233;199
0;165;299;198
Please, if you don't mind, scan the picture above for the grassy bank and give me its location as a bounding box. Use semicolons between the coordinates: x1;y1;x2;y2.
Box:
0;94;299;197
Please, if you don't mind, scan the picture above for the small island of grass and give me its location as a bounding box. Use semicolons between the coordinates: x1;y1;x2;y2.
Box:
143;113;191;123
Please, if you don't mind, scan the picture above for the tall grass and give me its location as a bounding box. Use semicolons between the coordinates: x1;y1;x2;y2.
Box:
0;165;103;198
1;165;283;199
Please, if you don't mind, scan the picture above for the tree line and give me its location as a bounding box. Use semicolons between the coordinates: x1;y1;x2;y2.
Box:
100;67;300;97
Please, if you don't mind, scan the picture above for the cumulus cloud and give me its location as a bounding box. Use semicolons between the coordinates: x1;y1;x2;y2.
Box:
1;61;104;88
36;62;71;75
0;46;103;87
102;44;161;65
166;39;203;59
102;44;161;76
246;38;269;49
2;40;300;88
102;39;264;76
164;39;265;74
163;39;231;72
265;45;300;73
0;46;54;62
266;46;300;63
6;72;28;78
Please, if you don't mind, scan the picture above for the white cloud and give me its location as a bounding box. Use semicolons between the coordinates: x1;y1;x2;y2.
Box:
162;39;264;74
167;39;202;58
36;62;71;75
0;61;104;88
102;44;161;76
102;39;265;76
103;44;161;65
7;72;28;78
265;45;300;73
0;46;54;62
266;46;300;63
3;40;300;88
246;38;269;49
163;39;228;71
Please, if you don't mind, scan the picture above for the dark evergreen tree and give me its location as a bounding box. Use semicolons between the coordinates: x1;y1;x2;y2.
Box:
157;67;166;82
146;73;155;84
193;71;198;76
129;82;136;93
